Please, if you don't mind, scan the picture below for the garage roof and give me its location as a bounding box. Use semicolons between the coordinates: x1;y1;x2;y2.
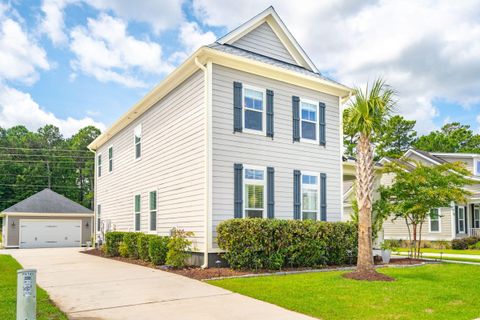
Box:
2;188;93;214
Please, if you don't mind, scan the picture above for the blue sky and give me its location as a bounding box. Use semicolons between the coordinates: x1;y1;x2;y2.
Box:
1;0;479;136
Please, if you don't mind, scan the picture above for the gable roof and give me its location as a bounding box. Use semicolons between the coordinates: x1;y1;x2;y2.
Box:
217;6;318;72
2;188;93;214
404;149;446;165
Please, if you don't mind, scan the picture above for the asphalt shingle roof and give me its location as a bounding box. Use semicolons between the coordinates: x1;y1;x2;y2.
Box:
3;188;93;214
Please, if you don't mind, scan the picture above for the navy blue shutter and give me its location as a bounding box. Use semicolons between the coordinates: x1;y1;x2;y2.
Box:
293;170;301;219
233;82;243;132
320;173;327;221
471;204;475;231
292;96;300;141
319;102;326;146
455;205;459;234
266;90;274;138
464;206;468;233
234;163;243;218
267;167;275;218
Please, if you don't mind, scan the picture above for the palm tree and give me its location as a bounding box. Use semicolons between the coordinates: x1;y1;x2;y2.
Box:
344;79;395;276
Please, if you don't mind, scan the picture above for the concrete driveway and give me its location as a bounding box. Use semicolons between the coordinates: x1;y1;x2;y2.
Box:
2;248;314;320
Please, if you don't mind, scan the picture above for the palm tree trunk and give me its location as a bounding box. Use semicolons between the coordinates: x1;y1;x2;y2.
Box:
356;133;375;273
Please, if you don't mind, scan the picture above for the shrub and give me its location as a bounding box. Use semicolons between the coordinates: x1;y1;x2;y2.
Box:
137;234;158;261
217;219;358;270
452;237;480;250
105;231;128;256
123;232;141;259
148;236;169;265
470;241;480;250
119;241;129;257
166;228;194;268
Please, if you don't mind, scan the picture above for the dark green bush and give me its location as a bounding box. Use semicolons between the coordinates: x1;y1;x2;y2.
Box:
148;236;169;265
105;231;128;256
217;219;358;270
137;234;158;261
166;228;194;268
123;232;141;259
452;237;480;250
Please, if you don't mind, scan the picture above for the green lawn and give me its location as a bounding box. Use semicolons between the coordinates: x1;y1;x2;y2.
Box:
0;255;67;320
208;264;480;320
397;248;480;255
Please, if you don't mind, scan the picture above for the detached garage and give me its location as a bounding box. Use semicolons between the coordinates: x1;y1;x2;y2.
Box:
1;188;93;248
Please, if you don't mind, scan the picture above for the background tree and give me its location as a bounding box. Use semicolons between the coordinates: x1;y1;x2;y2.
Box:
414;122;480;153
376;115;417;158
343;78;395;279
381;160;471;258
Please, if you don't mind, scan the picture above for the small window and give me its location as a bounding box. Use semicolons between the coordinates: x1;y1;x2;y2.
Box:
97;154;102;177
244;167;265;218
474;205;480;229
458;206;465;233
476;160;480;175
108;146;113;172
302;174;319;220
243;87;264;132
149;191;157;231
300;100;318;141
97;204;101;232
134;125;142;159
134;194;141;231
429;208;440;232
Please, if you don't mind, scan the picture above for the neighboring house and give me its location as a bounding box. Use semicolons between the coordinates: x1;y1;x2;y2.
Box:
343;149;480;242
1;188;93;248
88;6;352;266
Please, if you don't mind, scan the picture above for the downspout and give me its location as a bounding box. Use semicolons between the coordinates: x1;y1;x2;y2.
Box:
88;145;97;245
195;56;210;269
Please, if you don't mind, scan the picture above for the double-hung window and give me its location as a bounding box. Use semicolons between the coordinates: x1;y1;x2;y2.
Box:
458;206;466;233
302;173;319;220
243;86;265;133
429;208;440;232
300;99;318;142
97;154;102;177
149;191;157;231
474;205;480;229
475;160;480;175
134;194;141;231
134;125;142;159
108;146;113;172
244;166;266;218
97;204;101;232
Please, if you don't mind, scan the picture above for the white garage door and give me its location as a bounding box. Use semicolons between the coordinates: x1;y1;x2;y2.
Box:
20;220;81;248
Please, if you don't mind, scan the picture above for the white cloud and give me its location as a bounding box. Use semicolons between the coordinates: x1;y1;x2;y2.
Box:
0;9;50;84
192;0;480;133
69;14;172;87
179;21;216;54
39;0;73;45
84;0;184;34
0;84;105;137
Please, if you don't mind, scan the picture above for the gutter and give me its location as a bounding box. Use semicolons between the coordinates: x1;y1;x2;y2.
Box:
194;56;210;269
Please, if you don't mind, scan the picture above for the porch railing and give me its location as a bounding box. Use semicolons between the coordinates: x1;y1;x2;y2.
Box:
469;228;480;237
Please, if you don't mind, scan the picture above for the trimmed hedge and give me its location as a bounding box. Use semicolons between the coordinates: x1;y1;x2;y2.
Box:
217;219;358;270
123;232;141;259
148;236;169;265
452;237;480;250
137;234;158;261
105;231;128;256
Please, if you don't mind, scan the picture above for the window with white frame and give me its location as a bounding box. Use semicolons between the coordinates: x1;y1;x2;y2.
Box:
134;125;142;159
302;174;319;220
243;86;265;132
97;154;102;177
458;206;466;233
108;146;113;172
474;205;480;229
244;167;265;218
134;194;141;231
476;160;480;175
300;100;318;141
429;208;440;232
149;191;157;231
97;204;101;232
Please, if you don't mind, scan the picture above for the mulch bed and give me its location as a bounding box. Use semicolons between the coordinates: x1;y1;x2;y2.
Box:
342;271;395;282
82;249;426;281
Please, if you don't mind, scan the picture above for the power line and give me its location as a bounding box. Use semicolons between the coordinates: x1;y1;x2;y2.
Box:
0;146;93;153
0;159;94;164
0;153;93;159
0;183;89;190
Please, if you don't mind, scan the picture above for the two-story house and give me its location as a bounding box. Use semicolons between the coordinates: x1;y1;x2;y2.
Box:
343;149;480;243
88;7;352;267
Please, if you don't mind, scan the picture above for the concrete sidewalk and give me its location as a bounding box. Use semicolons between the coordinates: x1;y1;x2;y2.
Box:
2;248;314;320
396;252;480;260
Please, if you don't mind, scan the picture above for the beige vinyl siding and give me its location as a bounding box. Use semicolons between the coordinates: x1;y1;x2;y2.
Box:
434;155;474;173
6;216;92;246
211;64;342;246
95;71;206;250
232;22;297;65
